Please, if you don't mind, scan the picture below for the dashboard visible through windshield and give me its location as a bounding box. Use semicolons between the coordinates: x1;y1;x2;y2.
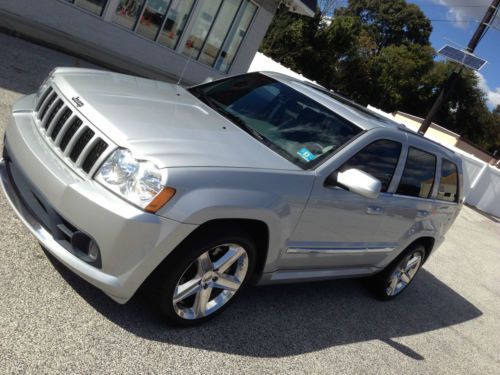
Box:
189;73;362;168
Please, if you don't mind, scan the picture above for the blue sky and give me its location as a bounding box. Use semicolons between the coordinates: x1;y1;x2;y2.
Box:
409;0;500;109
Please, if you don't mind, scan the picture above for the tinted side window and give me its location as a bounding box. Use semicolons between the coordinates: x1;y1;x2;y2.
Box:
341;140;402;192
437;159;459;202
396;147;436;198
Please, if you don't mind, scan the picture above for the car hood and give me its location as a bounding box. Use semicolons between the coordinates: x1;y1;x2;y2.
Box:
51;68;299;170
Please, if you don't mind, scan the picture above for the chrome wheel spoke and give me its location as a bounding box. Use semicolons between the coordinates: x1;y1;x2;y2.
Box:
213;246;245;273
405;256;420;273
173;277;202;303
387;274;399;295
400;271;411;284
197;252;213;274
213;273;241;292
193;286;212;317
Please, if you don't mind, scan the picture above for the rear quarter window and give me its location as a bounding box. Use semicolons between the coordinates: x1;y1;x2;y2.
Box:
396;147;437;198
437;159;459;202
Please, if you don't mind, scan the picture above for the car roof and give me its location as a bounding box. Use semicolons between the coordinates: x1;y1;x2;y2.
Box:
260;71;460;163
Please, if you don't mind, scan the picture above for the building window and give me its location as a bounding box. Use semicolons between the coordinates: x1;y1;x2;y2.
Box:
214;0;257;72
183;0;223;60
198;0;242;66
109;0;258;72
157;0;196;49
113;0;146;30
183;0;258;71
65;0;108;16
136;0;172;40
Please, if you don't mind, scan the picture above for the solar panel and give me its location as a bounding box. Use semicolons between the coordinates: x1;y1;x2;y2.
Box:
438;45;487;71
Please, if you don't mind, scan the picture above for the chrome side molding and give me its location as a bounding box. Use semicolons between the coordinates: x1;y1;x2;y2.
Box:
286;247;394;255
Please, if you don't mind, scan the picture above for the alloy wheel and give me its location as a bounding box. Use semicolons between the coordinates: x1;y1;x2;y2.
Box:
172;243;249;320
385;251;423;297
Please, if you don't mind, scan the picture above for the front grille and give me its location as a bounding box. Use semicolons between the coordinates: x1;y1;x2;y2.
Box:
34;85;111;176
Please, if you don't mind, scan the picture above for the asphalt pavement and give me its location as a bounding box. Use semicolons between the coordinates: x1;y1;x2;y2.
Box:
0;32;499;374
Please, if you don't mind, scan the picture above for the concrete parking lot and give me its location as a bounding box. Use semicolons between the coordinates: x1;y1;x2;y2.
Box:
0;32;499;374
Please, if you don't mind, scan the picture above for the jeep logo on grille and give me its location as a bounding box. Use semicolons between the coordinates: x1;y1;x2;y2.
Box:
71;96;84;107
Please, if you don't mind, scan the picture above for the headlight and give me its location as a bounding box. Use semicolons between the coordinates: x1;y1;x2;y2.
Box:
95;149;175;212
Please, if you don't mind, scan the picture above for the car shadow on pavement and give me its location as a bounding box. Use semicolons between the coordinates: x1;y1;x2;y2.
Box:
44;248;482;359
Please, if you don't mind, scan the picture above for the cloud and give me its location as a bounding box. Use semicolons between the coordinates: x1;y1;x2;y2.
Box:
475;71;500;109
433;0;500;29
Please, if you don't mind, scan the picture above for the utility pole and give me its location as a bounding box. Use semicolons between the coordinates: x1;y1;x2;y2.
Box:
418;0;500;135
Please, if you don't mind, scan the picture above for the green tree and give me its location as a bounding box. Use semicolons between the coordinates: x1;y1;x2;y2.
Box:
336;0;432;51
259;0;500;151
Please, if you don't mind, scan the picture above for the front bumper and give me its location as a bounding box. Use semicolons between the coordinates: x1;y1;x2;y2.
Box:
0;96;196;303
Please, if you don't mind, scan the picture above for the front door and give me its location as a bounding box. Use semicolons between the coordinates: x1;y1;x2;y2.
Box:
283;138;404;269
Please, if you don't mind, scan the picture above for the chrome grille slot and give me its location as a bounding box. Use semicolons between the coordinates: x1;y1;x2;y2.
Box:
82;139;108;173
59;118;83;152
50;108;72;140
36;86;53;112
43;99;63;129
38;91;57;120
69;127;95;162
33;86;112;176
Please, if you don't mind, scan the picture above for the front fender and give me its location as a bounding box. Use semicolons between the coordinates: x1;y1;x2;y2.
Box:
157;167;315;272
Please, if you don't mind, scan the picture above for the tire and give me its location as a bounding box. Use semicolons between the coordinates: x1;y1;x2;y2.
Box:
155;229;256;326
370;243;426;301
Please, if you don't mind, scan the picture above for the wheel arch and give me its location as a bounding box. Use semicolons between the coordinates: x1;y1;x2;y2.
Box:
152;218;271;279
407;236;436;262
186;219;270;278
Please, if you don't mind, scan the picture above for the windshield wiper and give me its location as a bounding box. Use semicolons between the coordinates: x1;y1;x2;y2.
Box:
193;90;264;141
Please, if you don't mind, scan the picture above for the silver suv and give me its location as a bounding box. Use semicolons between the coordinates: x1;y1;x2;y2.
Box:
1;70;462;325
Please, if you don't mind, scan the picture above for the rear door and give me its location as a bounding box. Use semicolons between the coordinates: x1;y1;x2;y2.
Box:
381;142;460;249
381;146;438;245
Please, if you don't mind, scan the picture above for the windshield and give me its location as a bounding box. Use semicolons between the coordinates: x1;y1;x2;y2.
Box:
189;73;362;168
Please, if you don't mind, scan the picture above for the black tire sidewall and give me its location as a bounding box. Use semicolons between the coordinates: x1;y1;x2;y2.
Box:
157;230;257;326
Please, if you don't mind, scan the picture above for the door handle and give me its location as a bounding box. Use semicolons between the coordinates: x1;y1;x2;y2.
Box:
366;206;384;215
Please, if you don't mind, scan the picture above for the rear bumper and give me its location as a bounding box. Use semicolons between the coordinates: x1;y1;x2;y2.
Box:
1;97;196;303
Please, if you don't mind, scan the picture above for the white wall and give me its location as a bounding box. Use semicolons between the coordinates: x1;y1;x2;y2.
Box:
248;52;316;83
462;159;500;218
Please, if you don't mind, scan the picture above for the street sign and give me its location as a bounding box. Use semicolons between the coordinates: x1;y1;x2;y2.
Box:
438;45;487;70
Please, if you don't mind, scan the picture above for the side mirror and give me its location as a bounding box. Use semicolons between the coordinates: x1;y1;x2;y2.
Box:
326;168;381;199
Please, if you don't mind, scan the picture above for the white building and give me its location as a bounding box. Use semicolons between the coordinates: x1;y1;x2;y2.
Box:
0;0;316;84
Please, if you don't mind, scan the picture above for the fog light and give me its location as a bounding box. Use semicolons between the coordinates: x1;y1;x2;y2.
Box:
71;231;101;268
88;240;100;261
